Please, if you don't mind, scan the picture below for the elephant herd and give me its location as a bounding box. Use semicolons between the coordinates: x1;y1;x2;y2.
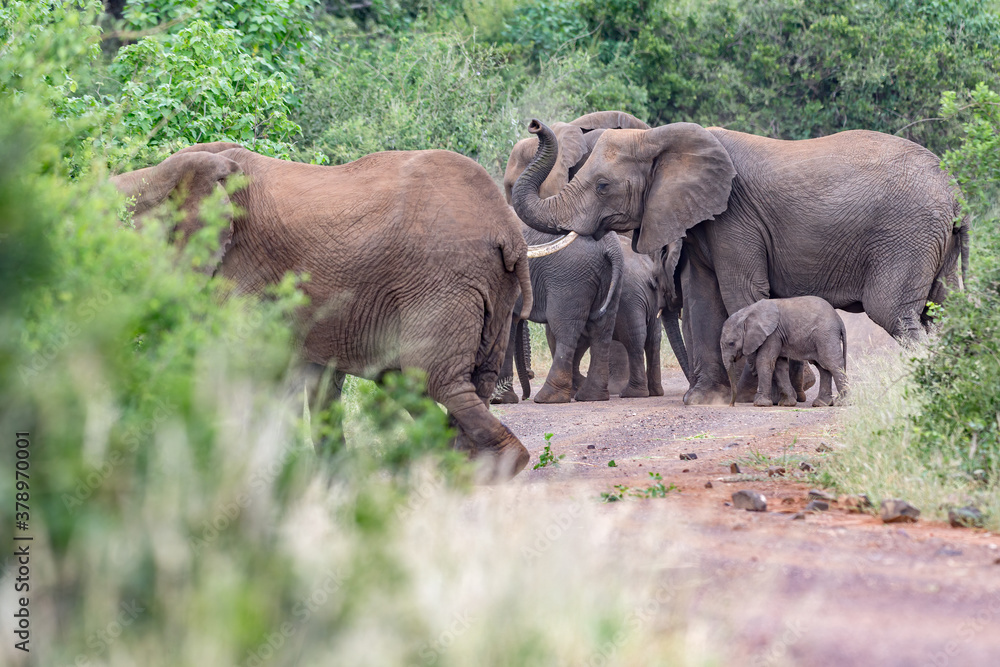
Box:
111;110;969;481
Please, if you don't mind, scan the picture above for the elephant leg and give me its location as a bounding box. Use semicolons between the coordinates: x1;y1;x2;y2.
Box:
576;334;612;402
618;310;651;398
831;366;849;406
302;362;347;457
535;320;584;403
490;317;520;405
644;313;663;397
772;358;798;407
570;337;589;393
792;361;816;402
863;265;934;344
811;367;835;407
734;357;757;403
680;249;732;405
752;340;781;407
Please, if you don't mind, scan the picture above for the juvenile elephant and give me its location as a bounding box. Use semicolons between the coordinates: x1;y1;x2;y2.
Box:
720;297;848;408
512;120;968;405
496;224;624;403
112;142;537;478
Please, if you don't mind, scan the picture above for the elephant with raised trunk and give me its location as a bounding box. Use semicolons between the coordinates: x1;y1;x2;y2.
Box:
112;142;540;479
512;120;968;405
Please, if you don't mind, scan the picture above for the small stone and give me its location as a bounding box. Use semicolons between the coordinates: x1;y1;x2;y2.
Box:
732;490;767;512
816;443;834;453
948;505;985;529
880;499;921;523
705;481;713;489
587;445;596;450
680;452;698;460
730;463;742;474
936;546;963;557
804;500;829;512
582;456;587;460
682;468;690;473
767;466;786;477
791;512;806;521
840;494;873;512
799;461;815;473
808;489;836;501
726;442;741;448
781;497;795;505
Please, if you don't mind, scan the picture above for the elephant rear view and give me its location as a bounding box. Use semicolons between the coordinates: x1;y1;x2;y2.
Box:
113;142;534;480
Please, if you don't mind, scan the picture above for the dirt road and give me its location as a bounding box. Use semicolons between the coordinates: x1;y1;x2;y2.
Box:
493;313;1000;666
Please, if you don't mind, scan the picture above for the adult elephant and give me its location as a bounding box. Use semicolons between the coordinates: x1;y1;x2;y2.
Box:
111;142;545;478
495;224;624;403
512;120;968;405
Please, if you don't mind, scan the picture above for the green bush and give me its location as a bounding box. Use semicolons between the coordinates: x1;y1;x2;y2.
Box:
904;84;1000;483
110;19;302;161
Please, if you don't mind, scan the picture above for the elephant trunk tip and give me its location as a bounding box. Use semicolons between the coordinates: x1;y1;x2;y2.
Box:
528;119;542;134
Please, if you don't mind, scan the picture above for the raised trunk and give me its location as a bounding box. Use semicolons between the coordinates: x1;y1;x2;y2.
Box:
511;120;575;235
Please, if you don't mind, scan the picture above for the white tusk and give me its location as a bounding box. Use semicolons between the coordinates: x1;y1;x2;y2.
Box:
526;232;579;258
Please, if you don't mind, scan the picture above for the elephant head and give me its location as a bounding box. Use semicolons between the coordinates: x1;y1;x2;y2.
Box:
503;110;650;205
111;149;242;274
719;301;780;406
511;119;737;254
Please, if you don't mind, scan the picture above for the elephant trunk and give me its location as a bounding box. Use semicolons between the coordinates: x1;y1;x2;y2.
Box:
511;120;574;235
725;359;740;407
661;310;691;381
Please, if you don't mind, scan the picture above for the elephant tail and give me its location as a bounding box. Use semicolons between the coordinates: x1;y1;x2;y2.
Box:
514;319;533;399
840;316;848;372
597;237;625;318
661;309;691;381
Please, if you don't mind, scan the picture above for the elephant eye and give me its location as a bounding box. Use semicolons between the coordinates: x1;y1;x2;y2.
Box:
596;181;609;196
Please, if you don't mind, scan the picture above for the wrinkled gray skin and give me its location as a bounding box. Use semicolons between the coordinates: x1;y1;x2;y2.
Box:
721;297;848;408
502;111;690;393
495;224;624;403
112;142;533;480
512;120;969;405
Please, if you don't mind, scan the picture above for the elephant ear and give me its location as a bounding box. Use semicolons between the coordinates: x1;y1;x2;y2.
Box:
570;110;650;131
113;150;242;275
504;122;587;203
632;123;736;255
742;301;780;355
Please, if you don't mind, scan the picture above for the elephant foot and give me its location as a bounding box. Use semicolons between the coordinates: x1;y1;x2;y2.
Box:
648;383;664;397
574;384;611;402
683;385;732;406
534;382;573;404
777;394;797;407
811;395;834;408
474;440;530;483
489;389;519;405
753;393;773;407
620;384;650;399
833;392;849;407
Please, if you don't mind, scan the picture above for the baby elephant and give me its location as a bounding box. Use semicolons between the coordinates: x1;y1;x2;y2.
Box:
721;297;847;408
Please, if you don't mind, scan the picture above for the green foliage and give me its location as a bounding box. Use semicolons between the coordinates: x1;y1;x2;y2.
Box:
628;0;1000;151
533;433;564;469
295;31;519;175
600;472;676;501
118;0;320;67
903;84;1000;484
110;19;301;161
501;0;589;63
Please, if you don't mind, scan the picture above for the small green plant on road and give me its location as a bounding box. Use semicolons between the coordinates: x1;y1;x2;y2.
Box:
533;433;564;470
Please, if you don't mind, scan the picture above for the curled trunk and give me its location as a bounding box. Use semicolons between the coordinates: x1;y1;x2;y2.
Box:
511;120;574;236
